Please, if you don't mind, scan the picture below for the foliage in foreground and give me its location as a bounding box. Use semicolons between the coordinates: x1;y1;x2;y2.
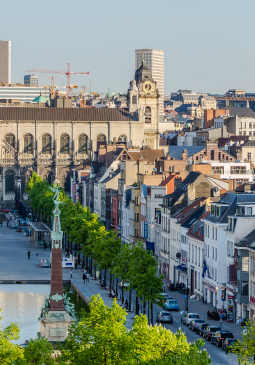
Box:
61;295;211;365
0;309;24;365
231;319;255;364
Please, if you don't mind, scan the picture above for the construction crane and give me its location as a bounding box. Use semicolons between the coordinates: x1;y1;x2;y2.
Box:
25;63;89;97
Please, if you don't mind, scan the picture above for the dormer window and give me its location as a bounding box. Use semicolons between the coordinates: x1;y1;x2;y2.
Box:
247;207;252;215
228;217;236;231
211;205;215;215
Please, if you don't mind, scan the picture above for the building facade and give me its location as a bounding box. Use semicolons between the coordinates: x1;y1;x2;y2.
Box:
0;40;11;84
135;49;164;119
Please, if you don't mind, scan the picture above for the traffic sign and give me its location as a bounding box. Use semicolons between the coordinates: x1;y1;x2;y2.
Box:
184;295;187;299
163;279;166;283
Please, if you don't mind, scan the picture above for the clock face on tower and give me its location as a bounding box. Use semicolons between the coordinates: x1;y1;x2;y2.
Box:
143;81;154;93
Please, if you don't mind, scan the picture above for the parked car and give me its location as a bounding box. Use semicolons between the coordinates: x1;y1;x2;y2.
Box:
181;313;199;326
197;323;209;336
155;293;168;303
163;299;179;311
211;331;234;347
203;326;221;341
222;338;238;354
189;319;206;331
156;311;173;324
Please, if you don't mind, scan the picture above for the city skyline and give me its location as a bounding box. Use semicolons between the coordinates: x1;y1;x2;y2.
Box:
1;0;255;95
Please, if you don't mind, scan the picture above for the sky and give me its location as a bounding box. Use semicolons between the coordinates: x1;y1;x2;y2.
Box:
1;0;255;96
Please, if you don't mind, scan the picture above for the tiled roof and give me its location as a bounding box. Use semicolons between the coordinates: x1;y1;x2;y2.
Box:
0;107;135;122
128;149;164;162
172;196;207;221
159;174;176;186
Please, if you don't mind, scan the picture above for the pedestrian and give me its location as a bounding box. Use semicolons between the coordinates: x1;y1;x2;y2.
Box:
83;270;86;283
81;258;85;269
75;259;78;269
27;250;31;260
70;269;73;278
44;242;46;250
86;272;89;282
36;249;39;257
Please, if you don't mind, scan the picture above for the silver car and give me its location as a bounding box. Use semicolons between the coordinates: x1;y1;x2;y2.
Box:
181;313;199;326
156;311;173;324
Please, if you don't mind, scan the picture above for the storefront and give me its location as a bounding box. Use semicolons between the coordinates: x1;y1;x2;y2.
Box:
202;279;218;307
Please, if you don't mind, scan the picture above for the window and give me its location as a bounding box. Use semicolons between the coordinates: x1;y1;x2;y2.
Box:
212;227;214;240
78;134;88;154
215;268;217;282
97;134;107;142
207;245;209;258
117;134;127;143
155;208;161;219
211;205;215;215
248;153;251;161
132;95;137;104
230;166;246;174
247;207;252;215
60;134;70;155
242;257;249;272
212;166;224;174
5;170;15;192
212;247;214;260
135;213;140;222
198;247;201;266
5;133;15;147
204;224;207;237
212;267;214;280
215;228;217;240
208;225;209;238
227;241;233;257
24;134;33;154
145;106;151;123
195;246;197;264
42;134;51;154
241;281;248;296
215;248;217;261
216;206;220;216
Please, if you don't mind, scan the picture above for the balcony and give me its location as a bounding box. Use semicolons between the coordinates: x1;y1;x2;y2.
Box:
0;158;16;165
57;158;72;164
38;158;53;165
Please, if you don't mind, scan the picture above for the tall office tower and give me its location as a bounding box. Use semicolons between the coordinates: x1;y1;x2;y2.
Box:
24;74;38;86
0;40;11;84
135;48;164;118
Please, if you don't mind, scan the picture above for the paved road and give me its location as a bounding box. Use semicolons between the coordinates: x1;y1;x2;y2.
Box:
0;222;240;364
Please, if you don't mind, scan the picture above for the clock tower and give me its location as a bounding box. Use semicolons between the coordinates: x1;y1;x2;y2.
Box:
128;60;160;149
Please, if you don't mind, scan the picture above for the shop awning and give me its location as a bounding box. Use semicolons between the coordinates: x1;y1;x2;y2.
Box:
176;264;187;271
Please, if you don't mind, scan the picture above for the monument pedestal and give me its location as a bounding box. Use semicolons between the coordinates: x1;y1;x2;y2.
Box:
39;311;73;342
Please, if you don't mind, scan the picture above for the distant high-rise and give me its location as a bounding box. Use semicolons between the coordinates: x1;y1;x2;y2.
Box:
0;40;11;84
135;48;164;117
24;74;38;86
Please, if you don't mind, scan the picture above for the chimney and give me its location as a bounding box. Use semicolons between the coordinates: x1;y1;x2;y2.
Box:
181;148;188;161
244;184;251;192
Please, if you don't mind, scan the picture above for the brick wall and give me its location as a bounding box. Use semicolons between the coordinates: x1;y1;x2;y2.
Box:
204;109;229;129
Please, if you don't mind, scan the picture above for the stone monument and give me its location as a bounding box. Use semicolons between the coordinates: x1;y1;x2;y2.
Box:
39;184;75;342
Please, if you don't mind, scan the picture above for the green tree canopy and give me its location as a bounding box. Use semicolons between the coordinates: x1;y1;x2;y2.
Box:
0;309;24;365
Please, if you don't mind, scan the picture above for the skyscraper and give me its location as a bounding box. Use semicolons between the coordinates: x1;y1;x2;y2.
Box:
0;40;11;84
135;48;164;118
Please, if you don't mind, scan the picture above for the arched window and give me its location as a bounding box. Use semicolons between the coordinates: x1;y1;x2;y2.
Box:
43;172;51;184
62;172;70;192
132;95;137;104
60;134;70;155
145;106;151;123
117;134;127;143
5;170;15;192
97;134;107;142
5;133;15;147
78;134;88;154
24;134;33;154
42;134;52;155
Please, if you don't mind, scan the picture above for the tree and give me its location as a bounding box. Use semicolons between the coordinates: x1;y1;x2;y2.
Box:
61;295;134;365
15;338;56;365
129;242;164;322
231;319;255;364
0;309;24;365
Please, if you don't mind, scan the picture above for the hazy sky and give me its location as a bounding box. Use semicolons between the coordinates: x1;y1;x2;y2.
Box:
1;0;255;95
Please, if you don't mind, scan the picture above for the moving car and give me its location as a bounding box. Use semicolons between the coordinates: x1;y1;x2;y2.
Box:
156;311;173;324
197;323;209;336
189;319;206;331
163;299;179;311
181;313;199;326
222;338;238;354
211;331;234;347
203;326;221;341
